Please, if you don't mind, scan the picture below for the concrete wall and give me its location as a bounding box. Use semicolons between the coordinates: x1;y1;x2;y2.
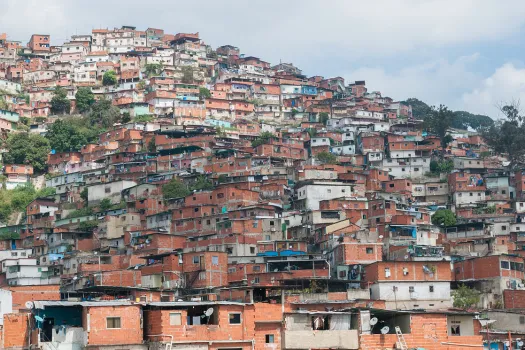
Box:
371;281;452;310
283;330;358;349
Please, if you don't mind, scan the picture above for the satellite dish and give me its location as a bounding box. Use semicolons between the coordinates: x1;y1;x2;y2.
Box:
205;308;214;317
380;326;390;334
404;255;409;260
25;301;34;309
73;276;78;280
518;341;524;347
378;235;384;239
369;317;378;326
34;316;44;322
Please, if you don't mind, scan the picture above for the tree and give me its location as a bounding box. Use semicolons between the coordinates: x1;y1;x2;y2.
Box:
199;87;211;99
405;97;493;130
50;86;71;115
75;87;95;113
147;137;156;152
403;98;432;119
4;132;51;173
80;187;88;203
480;103;525;170
99;198;112;211
452;284;480;310
316;151;337;164
45;119;89;152
87;99;121;128
429;159;454;174
144;63;163;77
431;209;456;227
190;175;214;191
424;104;454;152
252;131;277;148
162;178;190;199
318;112;329;126
134;114;154;123
181;66;194;83
102;70;118;86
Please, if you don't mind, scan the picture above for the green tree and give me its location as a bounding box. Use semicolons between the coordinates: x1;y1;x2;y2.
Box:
75;87;95;113
190;175;214;191
181;66;194;83
199;87;211;99
431;209;456;227
452;284;480;310
252;131;277;148
424;105;454;152
162;178;191;199
102;70;118;86
480;103;525;170
144;63;163;77
80;187;88;203
4;132;51;173
318;112;329;126
134;114;154;123
88;99;121;128
45;119;88;152
37;187;56;198
147;137;156;152
50;86;71;115
403;98;432;119
316;151;337;164
430;159;454;174
99;198;112;211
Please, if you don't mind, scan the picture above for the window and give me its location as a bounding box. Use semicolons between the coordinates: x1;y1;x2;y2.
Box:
229;313;241;324
366;247;373;254
212;256;219;265
429;285;434;293
253;265;260;272
520;316;525;324
502;225;507;231
250;247;255;254
409;286;415;293
193;256;199;264
450;323;461;336
107;317;121;329
253;221;258;228
384;267;391;278
501;260;510;269
265;335;274;343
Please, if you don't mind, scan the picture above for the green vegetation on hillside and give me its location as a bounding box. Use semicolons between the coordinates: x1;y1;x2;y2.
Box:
0;184;56;223
4;132;51;173
403;98;493;130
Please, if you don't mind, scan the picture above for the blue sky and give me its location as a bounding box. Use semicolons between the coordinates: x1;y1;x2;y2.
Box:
3;0;525;118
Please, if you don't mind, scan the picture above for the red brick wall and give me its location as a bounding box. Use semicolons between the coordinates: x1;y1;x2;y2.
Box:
364;261;452;283
84;305;142;345
3;313;29;349
503;290;525;309
7;285;60;311
360;314;482;350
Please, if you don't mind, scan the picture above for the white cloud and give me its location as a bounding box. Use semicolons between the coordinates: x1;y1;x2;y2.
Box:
2;0;525;65
344;54;482;108
462;63;525;117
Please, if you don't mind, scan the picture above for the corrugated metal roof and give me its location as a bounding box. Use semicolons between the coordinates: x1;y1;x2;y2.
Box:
148;301;249;307
33;300;133;309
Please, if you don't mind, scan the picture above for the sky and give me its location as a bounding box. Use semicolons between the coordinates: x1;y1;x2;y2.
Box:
3;0;525;118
